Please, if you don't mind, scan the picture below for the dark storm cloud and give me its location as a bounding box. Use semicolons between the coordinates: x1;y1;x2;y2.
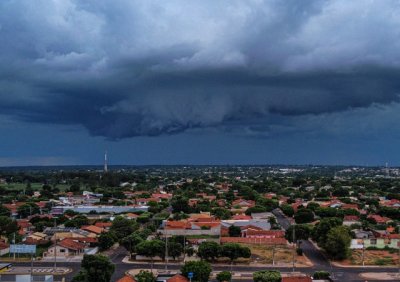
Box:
1;0;400;139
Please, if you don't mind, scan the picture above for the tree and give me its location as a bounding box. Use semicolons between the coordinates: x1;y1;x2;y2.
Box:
181;261;212;282
135;270;156;282
228;225;241;237
280;205;294;217
69;184;81;193
17;203;40;218
72;254;115;282
171;196;191;213
0;205;11;217
121;233;144;254
110;216;139;240
324;226;351;260
212;208;231;220
64;215;89;228
245;205;267;216
167;241;183;260
136;240;165;270
312;217;342;247
216;271;232;282
306;202;320;211
197;241;221;261
0;216;18;238
285;224;312;243
98;232;116;251
220;243;251;269
293;209;314;224
253;270;281;282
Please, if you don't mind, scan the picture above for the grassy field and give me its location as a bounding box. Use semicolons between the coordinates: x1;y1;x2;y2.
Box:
344;250;399;266
243;244;311;266
0;183;70;192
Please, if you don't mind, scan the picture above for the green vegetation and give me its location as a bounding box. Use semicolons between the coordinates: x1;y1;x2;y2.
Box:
253;270;281;282
71;254;115;282
181;261;212;282
216;271;232;282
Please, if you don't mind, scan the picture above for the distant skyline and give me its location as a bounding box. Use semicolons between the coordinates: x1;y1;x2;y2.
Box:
2;1;400;166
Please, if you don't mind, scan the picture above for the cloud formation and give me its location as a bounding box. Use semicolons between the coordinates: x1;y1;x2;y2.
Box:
1;0;400;139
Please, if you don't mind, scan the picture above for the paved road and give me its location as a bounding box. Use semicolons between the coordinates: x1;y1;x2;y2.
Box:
5;252;399;282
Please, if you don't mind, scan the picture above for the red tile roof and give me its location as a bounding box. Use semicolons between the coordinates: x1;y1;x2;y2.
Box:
95;222;112;228
81;225;103;235
167;274;189;282
282;276;312;282
344;215;360;221
117;275;136;282
58;238;86;251
0;241;9;250
232;215;252;220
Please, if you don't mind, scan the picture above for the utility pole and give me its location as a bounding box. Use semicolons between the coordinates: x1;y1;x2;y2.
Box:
183;231;186;263
165;228;168;271
53;218;57;273
398;240;400;279
292;224;295;273
362;240;365;267
13;233;16;260
272;244;276;266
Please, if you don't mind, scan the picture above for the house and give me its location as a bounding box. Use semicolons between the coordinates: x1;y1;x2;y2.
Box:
221;219;271;237
25;232;49;245
152;193;173;201
232;199;255;208
353;229;373;239
158;214;221;236
231;214;252;220
117;275;136;282
0;241;9;256
166;274;189;282
343;215;360;226
81;225;104;236
3;202;26;217
367;215;392;224
17;219;32;235
95;222;112;230
136;198;159;205
44;238;87;258
251;212;276;220
351;235;400;249
124;213;139;220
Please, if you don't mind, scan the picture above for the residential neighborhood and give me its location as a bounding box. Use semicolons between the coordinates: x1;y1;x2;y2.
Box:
0;165;399;282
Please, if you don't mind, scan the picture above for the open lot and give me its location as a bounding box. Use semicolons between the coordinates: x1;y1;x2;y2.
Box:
343;249;400;266
243;244;312;267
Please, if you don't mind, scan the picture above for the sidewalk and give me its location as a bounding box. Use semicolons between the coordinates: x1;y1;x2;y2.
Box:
127;269;309;280
2;266;71;276
121;256;312;268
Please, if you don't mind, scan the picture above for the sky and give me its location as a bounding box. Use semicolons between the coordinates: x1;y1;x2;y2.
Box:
1;0;400;166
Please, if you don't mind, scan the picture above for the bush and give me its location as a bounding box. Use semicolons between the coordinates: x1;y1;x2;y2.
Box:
135;270;156;282
253;270;281;282
216;271;232;282
313;271;330;279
